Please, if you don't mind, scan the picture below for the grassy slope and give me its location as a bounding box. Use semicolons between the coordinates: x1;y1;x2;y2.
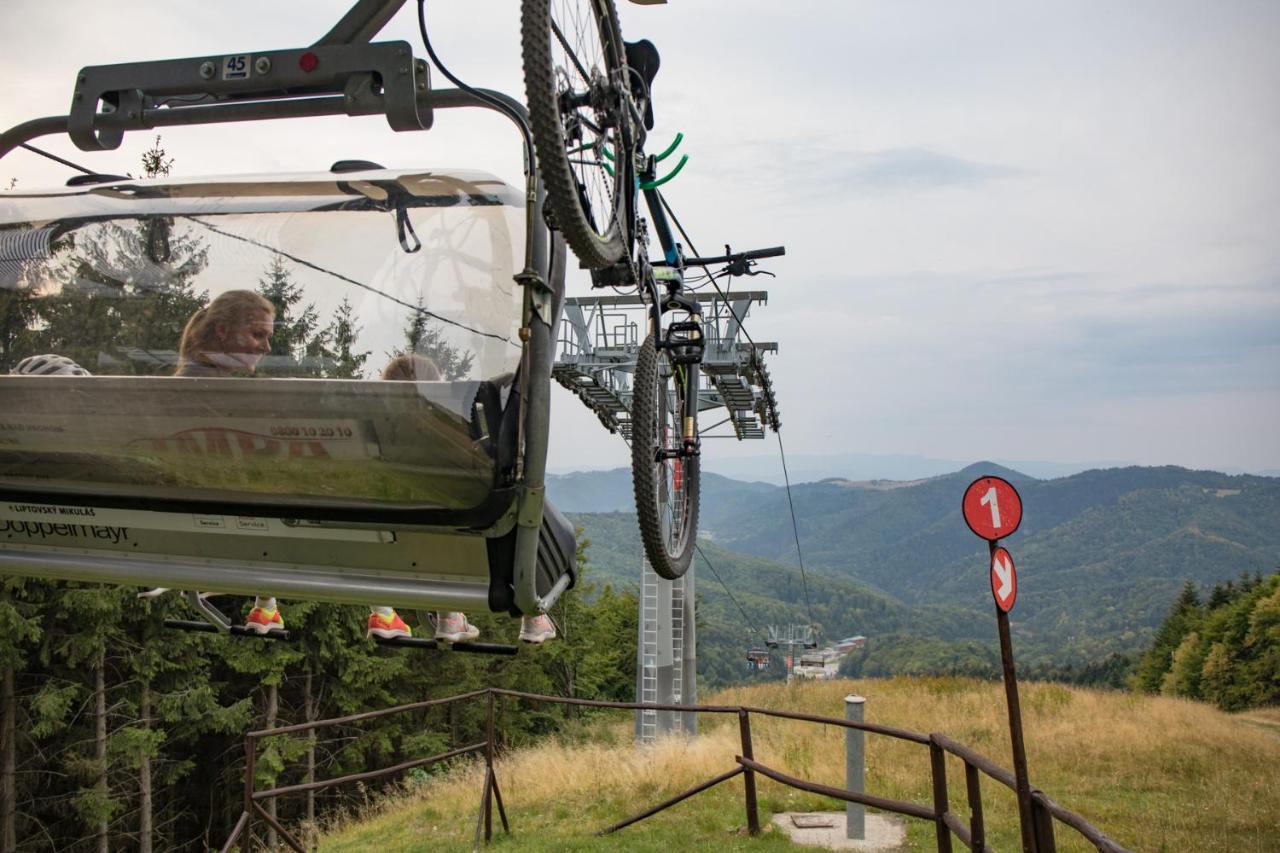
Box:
319;678;1280;852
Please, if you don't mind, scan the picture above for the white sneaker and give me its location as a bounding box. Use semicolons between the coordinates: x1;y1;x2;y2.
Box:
519;613;556;644
434;612;480;643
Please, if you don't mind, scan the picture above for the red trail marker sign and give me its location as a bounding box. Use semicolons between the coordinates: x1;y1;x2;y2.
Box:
990;546;1017;612
962;475;1023;541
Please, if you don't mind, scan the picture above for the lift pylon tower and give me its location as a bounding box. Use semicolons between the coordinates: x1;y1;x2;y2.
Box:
635;557;697;743
554;290;779;442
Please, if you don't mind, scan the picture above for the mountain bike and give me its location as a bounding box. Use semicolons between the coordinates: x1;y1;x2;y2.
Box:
521;0;784;579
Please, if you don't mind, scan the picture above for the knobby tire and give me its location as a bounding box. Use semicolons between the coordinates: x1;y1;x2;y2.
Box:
521;0;629;269
631;334;699;579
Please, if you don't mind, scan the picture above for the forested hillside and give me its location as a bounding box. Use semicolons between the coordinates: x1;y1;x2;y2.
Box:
569;513;994;686
1132;572;1280;710
0;548;637;852
552;464;1280;665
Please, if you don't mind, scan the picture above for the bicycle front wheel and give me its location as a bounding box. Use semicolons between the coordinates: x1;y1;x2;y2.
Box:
631;334;700;579
521;0;629;269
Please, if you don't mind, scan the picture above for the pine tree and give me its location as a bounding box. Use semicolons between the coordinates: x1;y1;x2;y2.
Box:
256;257;324;375
322;297;371;378
1131;580;1201;693
0;579;43;849
1160;632;1205;697
397;297;475;379
0;288;37;370
17;135;209;373
44;584;130;851
1241;581;1280;708
114;593;251;851
139;136;174;179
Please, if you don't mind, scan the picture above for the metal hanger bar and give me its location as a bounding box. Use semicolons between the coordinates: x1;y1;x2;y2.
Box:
314;0;409;47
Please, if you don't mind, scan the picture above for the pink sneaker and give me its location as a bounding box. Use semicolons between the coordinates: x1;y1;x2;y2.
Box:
434;612;480;643
519;614;556;644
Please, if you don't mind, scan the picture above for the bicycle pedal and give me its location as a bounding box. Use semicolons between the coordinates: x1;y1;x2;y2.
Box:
665;320;704;364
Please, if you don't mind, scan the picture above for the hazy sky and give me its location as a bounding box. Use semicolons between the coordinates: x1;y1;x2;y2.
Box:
2;1;1277;477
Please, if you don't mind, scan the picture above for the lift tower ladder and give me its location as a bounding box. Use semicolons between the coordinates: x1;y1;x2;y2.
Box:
635;557;697;743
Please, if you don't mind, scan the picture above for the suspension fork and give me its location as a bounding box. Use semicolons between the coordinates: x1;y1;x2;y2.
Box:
681;360;700;454
640;182;700;455
641;271;700;458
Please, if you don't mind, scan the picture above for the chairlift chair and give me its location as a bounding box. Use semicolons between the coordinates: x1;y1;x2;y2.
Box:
0;0;577;636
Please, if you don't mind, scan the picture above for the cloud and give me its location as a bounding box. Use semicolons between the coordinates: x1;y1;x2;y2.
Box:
692;140;1022;205
835;147;1022;192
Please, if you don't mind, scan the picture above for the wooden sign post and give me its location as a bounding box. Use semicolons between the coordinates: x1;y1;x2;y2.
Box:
963;475;1036;853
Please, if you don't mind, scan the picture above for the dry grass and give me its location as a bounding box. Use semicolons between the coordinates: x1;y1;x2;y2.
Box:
320;678;1280;852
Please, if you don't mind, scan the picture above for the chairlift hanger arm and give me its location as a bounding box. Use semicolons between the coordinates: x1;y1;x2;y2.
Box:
0;85;521;164
66;41;432;152
315;0;410;47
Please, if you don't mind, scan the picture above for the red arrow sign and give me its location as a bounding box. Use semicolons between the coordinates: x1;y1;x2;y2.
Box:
990;547;1018;612
962;475;1023;541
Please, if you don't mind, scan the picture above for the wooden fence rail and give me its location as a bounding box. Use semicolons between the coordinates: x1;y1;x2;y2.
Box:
220;687;1131;853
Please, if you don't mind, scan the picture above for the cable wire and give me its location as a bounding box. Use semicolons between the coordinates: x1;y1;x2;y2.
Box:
18;143;96;175
776;430;815;629
186;216;518;348
644;191;807;638
416;1;535;166
694;543;767;643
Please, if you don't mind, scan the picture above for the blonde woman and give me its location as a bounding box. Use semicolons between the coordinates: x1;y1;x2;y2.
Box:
176;291;289;633
174;291;414;638
175;289;274;378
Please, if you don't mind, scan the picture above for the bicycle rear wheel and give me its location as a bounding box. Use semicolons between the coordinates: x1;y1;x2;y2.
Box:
521;0;629;269
631;334;699;579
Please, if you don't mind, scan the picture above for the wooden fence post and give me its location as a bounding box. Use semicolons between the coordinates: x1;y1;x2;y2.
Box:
738;710;760;835
929;737;954;853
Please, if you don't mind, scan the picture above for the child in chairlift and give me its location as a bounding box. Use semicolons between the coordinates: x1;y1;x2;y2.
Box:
378;352;555;645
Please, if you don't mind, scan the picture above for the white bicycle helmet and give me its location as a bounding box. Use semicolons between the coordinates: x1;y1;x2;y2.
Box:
10;354;91;376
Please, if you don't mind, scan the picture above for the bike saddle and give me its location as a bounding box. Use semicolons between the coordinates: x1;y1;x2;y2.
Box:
625;39;660;131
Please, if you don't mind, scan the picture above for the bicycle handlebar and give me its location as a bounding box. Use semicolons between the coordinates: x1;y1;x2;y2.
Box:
683;245;785;267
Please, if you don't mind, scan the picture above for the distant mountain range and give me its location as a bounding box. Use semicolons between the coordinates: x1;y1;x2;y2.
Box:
549;453;1280;487
552;463;1280;675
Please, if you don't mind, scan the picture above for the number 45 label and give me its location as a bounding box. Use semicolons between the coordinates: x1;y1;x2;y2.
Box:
962;476;1023;541
223;55;251;80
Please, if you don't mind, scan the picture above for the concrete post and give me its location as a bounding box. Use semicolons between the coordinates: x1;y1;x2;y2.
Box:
845;694;866;840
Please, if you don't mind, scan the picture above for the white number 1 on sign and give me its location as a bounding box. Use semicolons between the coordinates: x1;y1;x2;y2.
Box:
980;486;1002;529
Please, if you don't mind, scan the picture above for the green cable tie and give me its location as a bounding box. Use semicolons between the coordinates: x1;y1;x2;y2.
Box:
639;154;688;190
654;132;684;163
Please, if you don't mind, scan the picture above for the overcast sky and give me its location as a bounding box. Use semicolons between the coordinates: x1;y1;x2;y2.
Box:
2;1;1277;478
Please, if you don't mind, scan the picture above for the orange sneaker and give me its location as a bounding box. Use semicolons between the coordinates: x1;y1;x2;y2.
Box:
244;605;284;635
367;609;412;639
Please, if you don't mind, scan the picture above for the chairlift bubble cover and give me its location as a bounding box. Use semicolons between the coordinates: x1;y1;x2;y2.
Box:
0;168;573;611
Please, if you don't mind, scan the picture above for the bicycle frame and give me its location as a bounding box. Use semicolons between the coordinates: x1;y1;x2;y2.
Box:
637;177;703;456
